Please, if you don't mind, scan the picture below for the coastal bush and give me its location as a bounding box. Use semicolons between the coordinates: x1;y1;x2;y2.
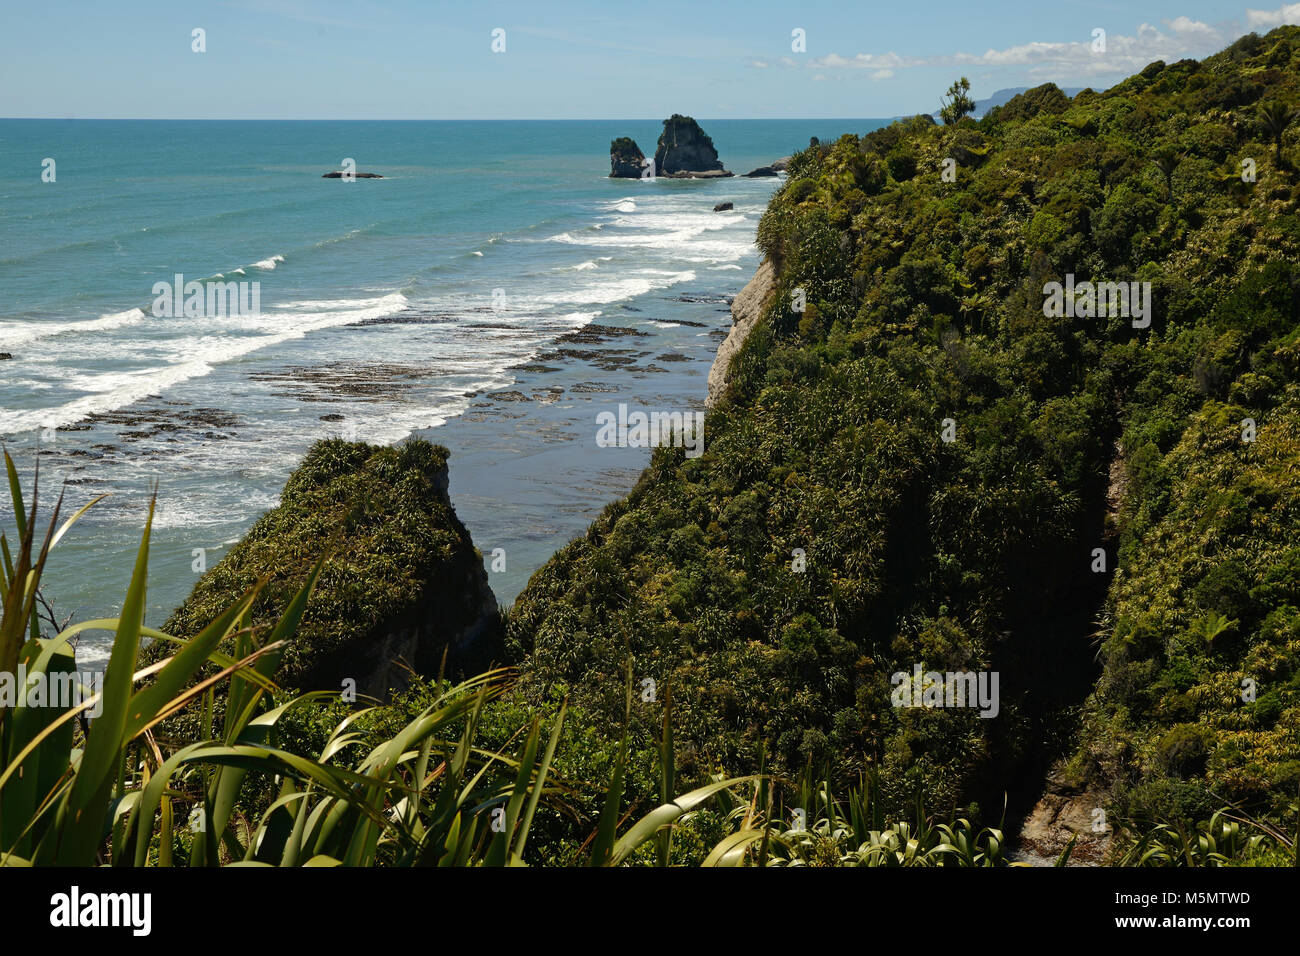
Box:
505;26;1300;845
149;438;504;745
0;465;754;867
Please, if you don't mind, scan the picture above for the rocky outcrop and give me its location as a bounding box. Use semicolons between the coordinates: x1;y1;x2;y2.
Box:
1014;770;1113;866
713;201;734;212
661;169;732;179
0;353;11;361
744;156;791;177
154;439;503;710
322;171;385;179
610;137;649;178
654;114;732;178
706;258;776;407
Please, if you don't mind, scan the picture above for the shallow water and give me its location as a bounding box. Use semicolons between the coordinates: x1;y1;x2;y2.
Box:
0;119;886;665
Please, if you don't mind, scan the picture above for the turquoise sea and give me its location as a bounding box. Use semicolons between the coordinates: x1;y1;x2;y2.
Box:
0;119;887;664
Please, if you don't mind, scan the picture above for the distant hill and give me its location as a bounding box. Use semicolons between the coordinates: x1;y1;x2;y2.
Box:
973;86;1087;116
928;86;1088;120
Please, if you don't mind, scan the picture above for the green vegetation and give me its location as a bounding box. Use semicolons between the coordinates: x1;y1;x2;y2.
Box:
153;438;502;703
506;26;1300;852
940;76;976;126
0;455;760;866
7;27;1300;867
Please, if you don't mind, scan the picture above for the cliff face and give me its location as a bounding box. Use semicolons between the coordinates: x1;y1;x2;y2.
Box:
654;114;731;177
159;439;502;701
610;137;648;178
706;258;775;407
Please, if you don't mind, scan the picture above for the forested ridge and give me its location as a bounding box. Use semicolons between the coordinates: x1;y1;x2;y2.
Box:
501;26;1300;845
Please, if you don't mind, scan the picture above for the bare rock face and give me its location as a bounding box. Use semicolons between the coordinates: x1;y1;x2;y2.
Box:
610;137;649;178
1014;771;1113;866
706;259;775;407
745;156;790;176
654;114;732;177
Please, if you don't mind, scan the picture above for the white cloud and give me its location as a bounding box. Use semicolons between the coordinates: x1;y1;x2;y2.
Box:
808;51;919;70
801;16;1242;82
750;60;769;68
1246;3;1300;28
1166;16;1220;39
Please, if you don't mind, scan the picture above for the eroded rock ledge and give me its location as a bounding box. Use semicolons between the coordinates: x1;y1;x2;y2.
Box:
706;258;776;407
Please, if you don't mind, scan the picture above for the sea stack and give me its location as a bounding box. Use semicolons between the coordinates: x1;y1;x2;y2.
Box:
610;137;649;178
654;114;732;178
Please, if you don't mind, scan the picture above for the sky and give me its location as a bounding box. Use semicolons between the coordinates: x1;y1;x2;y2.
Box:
1;0;1298;119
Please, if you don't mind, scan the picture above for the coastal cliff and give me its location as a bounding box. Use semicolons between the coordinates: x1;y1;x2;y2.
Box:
707;259;775;407
506;29;1300;847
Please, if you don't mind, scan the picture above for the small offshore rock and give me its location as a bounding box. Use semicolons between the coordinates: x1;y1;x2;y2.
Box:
713;201;734;212
610;136;649;178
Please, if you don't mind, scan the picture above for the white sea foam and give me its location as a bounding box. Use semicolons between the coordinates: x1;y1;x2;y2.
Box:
0;294;410;435
0;307;148;351
533;270;695;306
252;254;285;271
547;224;720;249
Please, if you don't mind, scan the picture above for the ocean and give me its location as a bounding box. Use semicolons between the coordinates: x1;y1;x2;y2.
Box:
0;119;887;666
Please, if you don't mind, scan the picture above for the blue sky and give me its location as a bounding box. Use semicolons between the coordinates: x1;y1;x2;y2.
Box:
2;1;1298;119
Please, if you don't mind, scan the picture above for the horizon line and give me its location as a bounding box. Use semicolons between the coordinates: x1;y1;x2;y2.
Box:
0;115;911;123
